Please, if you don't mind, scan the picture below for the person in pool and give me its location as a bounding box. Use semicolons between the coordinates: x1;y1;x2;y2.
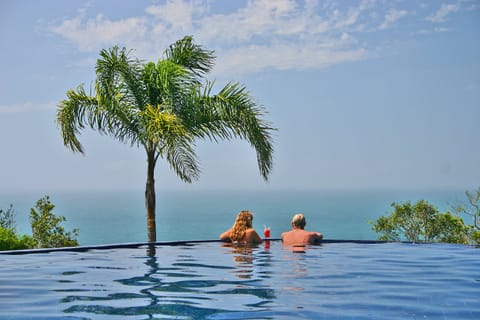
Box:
281;213;323;245
220;210;263;245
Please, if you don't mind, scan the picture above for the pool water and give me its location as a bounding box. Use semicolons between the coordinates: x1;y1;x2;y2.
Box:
1;241;479;319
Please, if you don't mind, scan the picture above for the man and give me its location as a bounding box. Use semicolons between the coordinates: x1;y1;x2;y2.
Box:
281;213;323;245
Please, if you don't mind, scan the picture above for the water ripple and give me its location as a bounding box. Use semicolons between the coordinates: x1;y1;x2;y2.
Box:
1;242;479;319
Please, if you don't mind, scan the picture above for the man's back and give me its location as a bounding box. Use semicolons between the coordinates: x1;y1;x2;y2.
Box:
281;229;323;246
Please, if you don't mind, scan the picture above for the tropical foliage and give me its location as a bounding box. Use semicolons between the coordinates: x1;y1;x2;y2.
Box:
453;188;480;238
30;196;79;248
0;227;35;251
0;196;79;251
0;204;35;250
371;199;475;244
56;36;275;242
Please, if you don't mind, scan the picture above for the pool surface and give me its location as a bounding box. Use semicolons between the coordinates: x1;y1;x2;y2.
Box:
1;241;479;319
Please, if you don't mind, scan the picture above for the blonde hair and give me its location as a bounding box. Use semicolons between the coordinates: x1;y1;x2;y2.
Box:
230;210;254;242
292;213;306;229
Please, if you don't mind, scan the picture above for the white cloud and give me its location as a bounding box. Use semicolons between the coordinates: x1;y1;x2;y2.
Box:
146;0;205;32
48;0;375;76
214;43;367;76
378;9;408;30
49;13;147;52
45;0;464;77
0;102;57;113
426;3;460;23
194;0;306;44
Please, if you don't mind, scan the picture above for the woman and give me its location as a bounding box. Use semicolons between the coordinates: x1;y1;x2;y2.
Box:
220;210;263;245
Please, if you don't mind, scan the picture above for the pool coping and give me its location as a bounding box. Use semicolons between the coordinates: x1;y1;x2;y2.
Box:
0;239;399;255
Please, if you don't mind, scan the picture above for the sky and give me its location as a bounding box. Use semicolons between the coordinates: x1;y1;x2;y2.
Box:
0;0;479;193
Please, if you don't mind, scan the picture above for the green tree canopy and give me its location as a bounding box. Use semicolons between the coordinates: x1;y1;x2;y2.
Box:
1;198;78;251
57;36;275;242
371;199;473;244
30;196;79;248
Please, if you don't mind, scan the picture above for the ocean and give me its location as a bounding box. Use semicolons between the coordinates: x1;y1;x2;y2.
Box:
0;189;468;246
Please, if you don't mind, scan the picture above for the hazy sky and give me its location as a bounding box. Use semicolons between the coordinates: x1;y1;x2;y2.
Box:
0;0;479;192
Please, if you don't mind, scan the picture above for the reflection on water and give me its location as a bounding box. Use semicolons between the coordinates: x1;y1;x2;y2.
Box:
1;241;479;319
221;243;257;279
58;243;276;319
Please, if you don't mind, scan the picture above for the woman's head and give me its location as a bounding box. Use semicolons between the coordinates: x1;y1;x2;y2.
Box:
292;213;306;229
234;210;253;228
230;210;254;241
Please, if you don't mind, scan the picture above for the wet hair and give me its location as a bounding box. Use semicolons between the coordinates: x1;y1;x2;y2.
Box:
292;213;306;229
230;210;254;242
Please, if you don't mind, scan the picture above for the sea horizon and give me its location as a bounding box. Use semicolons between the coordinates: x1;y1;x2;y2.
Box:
0;187;471;246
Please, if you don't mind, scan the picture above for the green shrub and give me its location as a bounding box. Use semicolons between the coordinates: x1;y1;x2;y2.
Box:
434;212;471;244
371;200;472;244
470;230;480;245
30;196;79;248
0;227;35;251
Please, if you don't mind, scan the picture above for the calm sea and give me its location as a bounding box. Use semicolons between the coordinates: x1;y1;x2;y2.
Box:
0;189;468;246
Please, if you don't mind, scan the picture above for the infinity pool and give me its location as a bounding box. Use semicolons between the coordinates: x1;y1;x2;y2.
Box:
1;241;479;319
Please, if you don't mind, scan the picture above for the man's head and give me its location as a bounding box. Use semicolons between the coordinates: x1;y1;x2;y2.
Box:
291;213;306;229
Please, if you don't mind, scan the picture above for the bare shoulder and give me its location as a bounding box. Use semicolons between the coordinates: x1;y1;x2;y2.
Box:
246;228;260;237
219;228;232;241
245;228;262;244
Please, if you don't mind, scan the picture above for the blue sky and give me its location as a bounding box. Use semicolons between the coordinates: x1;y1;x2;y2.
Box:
0;0;479;192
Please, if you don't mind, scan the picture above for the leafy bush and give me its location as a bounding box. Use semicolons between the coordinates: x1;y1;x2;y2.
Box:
452;188;480;244
0;204;34;250
1;196;79;251
434;212;472;244
371;200;472;244
471;230;480;244
0;227;35;251
30;196;79;248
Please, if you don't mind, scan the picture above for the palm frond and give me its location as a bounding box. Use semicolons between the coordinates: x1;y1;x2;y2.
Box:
163;137;200;183
142;104;189;144
164;36;215;79
185;82;276;180
142;104;200;182
115;47;147;110
145;60;196;109
56;85;103;153
57;83;142;152
96;46;147;110
94;46;151;146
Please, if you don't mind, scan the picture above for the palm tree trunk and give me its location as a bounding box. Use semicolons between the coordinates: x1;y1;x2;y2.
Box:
146;151;157;243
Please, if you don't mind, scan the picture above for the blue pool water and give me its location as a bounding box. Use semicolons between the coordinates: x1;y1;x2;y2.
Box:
1;241;479;319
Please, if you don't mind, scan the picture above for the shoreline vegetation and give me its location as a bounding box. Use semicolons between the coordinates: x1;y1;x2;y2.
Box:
370;196;480;245
0;195;78;251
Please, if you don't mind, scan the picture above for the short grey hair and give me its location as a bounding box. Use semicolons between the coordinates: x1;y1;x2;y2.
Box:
292;213;306;228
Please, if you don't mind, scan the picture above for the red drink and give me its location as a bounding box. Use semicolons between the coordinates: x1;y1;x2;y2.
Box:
264;227;271;238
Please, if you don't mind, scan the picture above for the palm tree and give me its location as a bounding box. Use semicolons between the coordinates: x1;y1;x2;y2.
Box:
57;36;275;243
